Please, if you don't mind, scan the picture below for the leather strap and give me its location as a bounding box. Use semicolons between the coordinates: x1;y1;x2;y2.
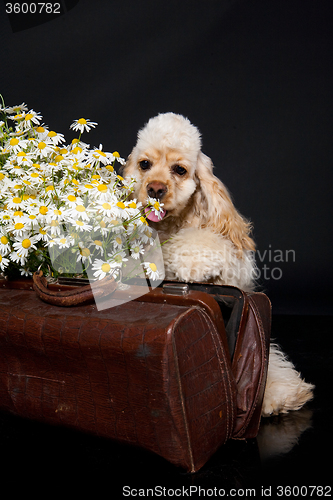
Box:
32;270;118;306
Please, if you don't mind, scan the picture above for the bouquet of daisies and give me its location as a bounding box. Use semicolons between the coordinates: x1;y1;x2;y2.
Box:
0;96;165;287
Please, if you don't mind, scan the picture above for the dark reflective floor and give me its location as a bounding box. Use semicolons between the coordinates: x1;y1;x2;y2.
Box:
0;315;331;496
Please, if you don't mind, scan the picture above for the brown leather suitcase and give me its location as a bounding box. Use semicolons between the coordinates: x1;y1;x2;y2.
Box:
0;277;270;473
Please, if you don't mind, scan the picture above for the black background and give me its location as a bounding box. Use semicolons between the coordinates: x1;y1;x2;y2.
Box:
1;0;332;313
0;1;332;495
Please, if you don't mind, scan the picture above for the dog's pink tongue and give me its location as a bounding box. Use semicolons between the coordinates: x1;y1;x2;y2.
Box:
145;207;166;222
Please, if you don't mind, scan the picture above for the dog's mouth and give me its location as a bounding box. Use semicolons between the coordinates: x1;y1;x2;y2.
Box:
144;205;167;222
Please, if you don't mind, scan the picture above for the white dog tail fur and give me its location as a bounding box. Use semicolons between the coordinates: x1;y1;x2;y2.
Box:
262;343;315;417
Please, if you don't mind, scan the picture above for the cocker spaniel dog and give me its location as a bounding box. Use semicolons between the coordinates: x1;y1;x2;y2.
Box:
123;112;314;416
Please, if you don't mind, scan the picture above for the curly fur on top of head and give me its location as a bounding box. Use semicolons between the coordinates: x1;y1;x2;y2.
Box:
123;112;255;254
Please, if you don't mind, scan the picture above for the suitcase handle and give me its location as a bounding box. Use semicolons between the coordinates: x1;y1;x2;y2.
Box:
32;270;118;306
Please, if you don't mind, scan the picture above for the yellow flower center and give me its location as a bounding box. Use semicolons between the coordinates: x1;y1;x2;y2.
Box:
17;151;26;157
1;236;9;245
78;118;87;125
94;240;102;246
46;186;54;192
60;238;67;244
39;206;48;215
94;149;106;157
0;173;5;181
116;202;125;209
28;215;36;220
12;197;22;204
39;228;47;235
76;220;84;226
15;223;24;230
14;211;23;217
10;138;19;146
80;247;90;257
116;237;122;245
149;263;157;272
48;131;57;137
75;205;86;212
25;113;33;121
36;126;45;133
54;209;62;215
101;263;111;273
140;216;148;225
102;202;111;210
97;184;108;193
55;155;64;162
84;184;93;189
22;238;31;249
30;173;39;178
38;142;46;150
112;151;120;157
72;146;82;155
67;195;76;202
129;202;137;209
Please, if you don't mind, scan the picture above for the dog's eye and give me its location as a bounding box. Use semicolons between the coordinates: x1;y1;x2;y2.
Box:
139;160;151;170
173;165;187;176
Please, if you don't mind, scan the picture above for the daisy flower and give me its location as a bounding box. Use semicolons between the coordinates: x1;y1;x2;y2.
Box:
4;103;28;114
62;193;84;208
7;196;25;210
21;110;43;129
15;151;33;167
70;118;97;134
69;219;92;232
9;250;27;266
57;236;74;249
0;233;11;255
65;203;91;221
145;196;165;220
13;234;39;258
36;140;55;158
35;226;50;242
109;250;128;267
130;242;144;260
76;244;92;265
91;258;117;280
0;254;10;271
20;268;33;277
142;262;160;281
46;130;65;146
87;144;114;167
6;137;29;154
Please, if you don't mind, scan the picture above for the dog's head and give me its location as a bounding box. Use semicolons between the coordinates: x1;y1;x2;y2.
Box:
123;112;255;252
123;113;202;219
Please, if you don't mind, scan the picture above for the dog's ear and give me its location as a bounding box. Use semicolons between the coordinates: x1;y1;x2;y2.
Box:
194;152;255;253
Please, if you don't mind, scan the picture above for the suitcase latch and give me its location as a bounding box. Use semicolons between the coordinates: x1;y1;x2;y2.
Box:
162;283;189;296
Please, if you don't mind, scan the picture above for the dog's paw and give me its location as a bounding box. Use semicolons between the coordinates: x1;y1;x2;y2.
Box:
161;227;256;289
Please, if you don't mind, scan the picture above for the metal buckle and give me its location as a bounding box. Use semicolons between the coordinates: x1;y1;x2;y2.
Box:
162;283;189;296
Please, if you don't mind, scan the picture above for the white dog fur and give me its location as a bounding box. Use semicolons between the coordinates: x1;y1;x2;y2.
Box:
123;112;314;416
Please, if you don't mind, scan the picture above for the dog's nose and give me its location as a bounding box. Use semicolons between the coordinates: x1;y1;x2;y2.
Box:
147;182;168;200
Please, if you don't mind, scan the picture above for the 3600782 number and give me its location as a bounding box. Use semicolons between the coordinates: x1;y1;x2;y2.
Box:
5;3;61;14
277;486;331;497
